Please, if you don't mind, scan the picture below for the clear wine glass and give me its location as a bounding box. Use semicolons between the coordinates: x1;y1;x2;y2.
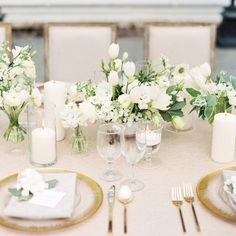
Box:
97;123;122;182
121;123;146;192
136;121;163;169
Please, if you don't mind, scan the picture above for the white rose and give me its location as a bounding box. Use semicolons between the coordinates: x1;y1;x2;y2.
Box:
199;62;211;77
108;43;119;59
130;87;142;103
108;70;119;86
152;92;172;110
78;101;97;124
123;61;135;78
118;94;131;108
171;116;185;130
114;59;122;72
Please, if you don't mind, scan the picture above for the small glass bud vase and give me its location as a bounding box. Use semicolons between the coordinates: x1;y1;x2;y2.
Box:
72;126;87;153
28;105;57;167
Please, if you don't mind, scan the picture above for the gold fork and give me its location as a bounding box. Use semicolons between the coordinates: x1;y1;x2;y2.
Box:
171;187;186;233
183;183;201;232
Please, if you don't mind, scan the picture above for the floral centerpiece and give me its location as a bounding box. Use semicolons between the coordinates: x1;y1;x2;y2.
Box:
61;43;186;152
0;42;42;143
186;67;236;124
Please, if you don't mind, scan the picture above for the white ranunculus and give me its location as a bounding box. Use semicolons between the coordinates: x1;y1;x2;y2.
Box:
199;62;211;77
171;116;185;130
108;43;119;59
31;88;42;107
16;168;48;196
108;70;119;86
118;94;131;108
123;61;135;78
158;75;170;88
114;59;122;72
152;92;172;110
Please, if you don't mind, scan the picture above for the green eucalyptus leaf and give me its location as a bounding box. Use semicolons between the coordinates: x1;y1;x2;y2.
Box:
206;95;217;107
8;188;22;197
204;106;214;119
46;179;58;189
186;88;201;97
169;101;186;111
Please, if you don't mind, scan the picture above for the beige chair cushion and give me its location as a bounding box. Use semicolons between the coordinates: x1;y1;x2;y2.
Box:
147;25;213;67
47;25;114;82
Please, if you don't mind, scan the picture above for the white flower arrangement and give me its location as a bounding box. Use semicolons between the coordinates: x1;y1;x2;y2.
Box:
8;168;58;201
0;42;42;143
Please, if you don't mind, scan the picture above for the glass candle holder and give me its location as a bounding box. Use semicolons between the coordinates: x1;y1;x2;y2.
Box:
28;105;57;167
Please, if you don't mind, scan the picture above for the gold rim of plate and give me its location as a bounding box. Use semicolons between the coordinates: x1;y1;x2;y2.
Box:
0;168;103;233
196;165;236;222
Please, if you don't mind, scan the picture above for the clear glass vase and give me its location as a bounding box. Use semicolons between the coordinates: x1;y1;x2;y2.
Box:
72;126;87;153
3;109;27;143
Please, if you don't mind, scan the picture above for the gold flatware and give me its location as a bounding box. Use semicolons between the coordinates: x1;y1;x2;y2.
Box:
118;185;133;235
107;185;116;236
183;183;201;232
171;187;186;233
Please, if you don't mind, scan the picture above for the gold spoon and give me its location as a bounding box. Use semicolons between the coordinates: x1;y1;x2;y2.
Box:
118;185;133;235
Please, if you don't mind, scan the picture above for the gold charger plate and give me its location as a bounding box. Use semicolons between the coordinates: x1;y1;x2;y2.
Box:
0;168;103;233
196;166;236;222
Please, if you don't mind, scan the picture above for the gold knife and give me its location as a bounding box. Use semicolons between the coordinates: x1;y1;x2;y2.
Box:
107;185;116;236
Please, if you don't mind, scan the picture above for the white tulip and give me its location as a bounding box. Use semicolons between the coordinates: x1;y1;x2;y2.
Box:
108;43;119;59
12;46;22;58
199;62;211;77
118;94;131;108
108;70;119;86
122;52;128;61
123;61;135;78
189;67;207;91
171;116;185;130
114;59;122;72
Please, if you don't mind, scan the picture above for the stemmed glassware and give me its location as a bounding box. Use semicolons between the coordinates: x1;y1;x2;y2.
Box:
136;121;163;169
121;123;146;192
97;123;122;182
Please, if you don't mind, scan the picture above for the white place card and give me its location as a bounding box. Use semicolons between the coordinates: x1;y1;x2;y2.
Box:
29;190;65;208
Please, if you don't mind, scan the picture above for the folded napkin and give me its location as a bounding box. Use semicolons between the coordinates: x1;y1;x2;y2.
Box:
4;173;77;219
222;170;236;212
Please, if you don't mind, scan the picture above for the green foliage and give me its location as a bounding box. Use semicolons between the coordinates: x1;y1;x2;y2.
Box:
186;88;201;97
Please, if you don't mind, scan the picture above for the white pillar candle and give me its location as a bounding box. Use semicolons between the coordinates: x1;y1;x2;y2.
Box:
31;127;56;165
211;113;236;163
44;81;66;141
137;131;161;146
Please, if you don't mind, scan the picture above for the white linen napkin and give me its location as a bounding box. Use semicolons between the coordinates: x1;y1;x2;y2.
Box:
4;173;77;219
222;170;236;212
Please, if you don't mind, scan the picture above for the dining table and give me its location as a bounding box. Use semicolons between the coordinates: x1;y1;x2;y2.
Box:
0;114;236;236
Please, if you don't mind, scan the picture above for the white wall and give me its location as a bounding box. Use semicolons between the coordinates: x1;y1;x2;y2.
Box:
0;0;231;6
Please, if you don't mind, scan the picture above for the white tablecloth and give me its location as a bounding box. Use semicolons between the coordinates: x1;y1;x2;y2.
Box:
0;118;236;236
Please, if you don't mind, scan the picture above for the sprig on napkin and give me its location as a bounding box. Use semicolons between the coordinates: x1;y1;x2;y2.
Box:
8;168;58;201
224;176;236;195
